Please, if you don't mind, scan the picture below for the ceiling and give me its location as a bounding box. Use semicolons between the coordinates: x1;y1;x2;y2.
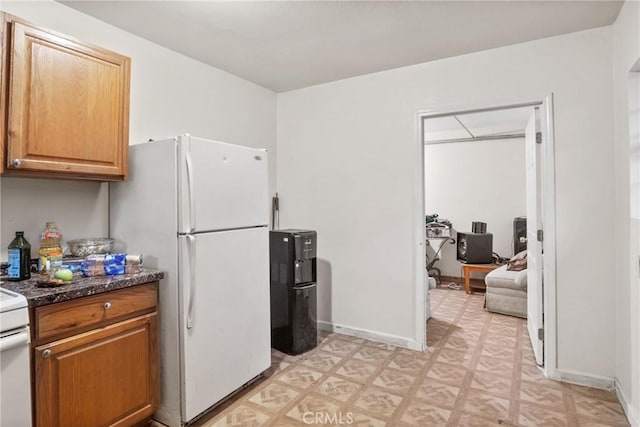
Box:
60;1;624;93
424;106;532;144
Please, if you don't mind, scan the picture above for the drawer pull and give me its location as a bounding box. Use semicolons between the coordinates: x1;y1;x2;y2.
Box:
11;159;21;167
104;302;112;310
43;349;51;358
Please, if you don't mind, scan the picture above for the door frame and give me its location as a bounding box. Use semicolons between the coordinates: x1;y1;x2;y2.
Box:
414;95;558;378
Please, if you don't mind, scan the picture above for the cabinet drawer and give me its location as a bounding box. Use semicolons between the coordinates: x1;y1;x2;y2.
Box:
34;282;157;342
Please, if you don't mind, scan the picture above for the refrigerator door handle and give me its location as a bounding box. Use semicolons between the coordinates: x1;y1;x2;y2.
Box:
186;234;196;329
185;140;196;233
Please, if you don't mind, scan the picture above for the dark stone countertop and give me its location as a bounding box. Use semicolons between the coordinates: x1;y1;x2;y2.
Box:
0;268;164;307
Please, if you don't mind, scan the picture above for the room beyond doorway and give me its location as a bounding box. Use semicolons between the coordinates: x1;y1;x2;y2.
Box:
415;98;558;378
422;105;530;287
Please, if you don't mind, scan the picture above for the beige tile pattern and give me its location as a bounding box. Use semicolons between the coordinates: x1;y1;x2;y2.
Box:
286;394;342;423
153;287;630;427
354;386;404;419
315;375;362;402
248;382;300;410
399;399;451;426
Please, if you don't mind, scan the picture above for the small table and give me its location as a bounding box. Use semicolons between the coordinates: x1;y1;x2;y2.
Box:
461;263;503;294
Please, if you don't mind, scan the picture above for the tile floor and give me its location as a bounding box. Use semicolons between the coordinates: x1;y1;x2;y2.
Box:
162;287;630;426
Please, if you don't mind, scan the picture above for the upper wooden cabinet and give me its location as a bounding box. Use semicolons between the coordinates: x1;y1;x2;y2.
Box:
0;15;130;180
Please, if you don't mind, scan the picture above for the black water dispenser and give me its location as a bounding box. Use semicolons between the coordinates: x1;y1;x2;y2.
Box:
270;229;317;355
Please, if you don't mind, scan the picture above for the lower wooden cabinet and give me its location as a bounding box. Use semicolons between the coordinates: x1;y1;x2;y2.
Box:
32;283;159;427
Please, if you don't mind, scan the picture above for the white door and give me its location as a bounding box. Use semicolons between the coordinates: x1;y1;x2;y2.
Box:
178;227;271;422
525;107;544;366
178;135;269;233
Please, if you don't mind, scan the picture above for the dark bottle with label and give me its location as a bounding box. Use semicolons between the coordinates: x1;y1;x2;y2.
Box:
7;231;31;281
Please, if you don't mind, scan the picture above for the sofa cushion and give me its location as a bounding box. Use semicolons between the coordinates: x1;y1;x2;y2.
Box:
485;265;527;291
485;291;527;318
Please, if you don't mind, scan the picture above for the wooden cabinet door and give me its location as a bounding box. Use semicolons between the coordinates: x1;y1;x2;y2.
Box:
6;20;130;180
34;313;158;427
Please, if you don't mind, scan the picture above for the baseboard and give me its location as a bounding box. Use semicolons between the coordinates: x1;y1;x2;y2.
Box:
550;368;615;391
439;275;463;285
439;275;485;289
615;378;640;427
317;320;419;350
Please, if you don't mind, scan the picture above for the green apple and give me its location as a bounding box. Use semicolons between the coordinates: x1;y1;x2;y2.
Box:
54;269;73;282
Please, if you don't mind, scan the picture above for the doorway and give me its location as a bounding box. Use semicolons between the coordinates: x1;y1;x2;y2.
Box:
415;97;557;376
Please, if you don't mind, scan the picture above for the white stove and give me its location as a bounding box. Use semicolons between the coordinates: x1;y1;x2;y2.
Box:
1;286;32;427
1;287;29;332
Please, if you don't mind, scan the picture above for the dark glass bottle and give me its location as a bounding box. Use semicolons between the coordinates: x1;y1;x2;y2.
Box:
7;231;31;281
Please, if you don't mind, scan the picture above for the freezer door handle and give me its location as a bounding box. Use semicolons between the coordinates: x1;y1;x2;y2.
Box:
186;235;196;329
294;283;316;290
185;139;196;233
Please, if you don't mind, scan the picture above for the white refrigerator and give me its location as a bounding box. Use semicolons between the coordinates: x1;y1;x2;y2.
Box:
109;134;271;426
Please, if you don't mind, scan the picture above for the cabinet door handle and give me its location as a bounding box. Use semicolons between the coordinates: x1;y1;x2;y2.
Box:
42;349;51;358
104;302;112;309
11;159;21;167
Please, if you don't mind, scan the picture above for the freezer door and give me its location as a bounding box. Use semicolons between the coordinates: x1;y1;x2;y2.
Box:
178;135;269;233
178;228;270;422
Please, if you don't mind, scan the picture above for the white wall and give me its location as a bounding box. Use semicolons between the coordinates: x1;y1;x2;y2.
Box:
612;0;640;424
424;138;526;277
1;178;109;259
0;1;277;259
278;27;615;378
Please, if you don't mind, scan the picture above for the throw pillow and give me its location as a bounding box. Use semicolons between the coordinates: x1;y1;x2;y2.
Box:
507;250;527;271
